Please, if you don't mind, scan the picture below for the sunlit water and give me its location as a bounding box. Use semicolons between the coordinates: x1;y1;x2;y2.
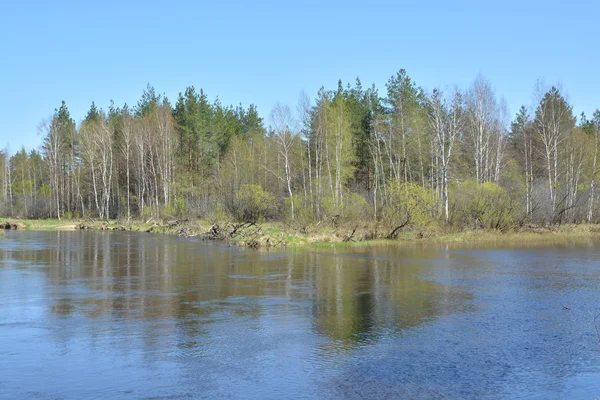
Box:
1;231;600;399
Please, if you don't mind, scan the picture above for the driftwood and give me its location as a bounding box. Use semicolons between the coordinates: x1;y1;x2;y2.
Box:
198;221;285;249
0;221;25;230
228;222;254;237
246;239;261;249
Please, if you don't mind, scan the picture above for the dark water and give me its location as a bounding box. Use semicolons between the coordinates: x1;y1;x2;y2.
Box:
1;231;600;399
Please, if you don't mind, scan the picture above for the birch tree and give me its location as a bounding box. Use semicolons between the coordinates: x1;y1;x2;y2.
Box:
465;75;499;183
583;111;600;222
533;86;575;216
270;103;297;220
427;88;464;220
120;105;134;220
386;69;423;185
511;106;534;217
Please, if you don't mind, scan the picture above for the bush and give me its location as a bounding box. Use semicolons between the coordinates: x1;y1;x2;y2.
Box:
141;206;154;220
383;181;438;229
159;198;186;219
450;181;515;230
341;193;371;222
235;184;276;223
160;204;176;219
174;197;185;218
285;196;316;231
320;192;371;225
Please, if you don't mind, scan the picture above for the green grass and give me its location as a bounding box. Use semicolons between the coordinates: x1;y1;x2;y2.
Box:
3;219;64;230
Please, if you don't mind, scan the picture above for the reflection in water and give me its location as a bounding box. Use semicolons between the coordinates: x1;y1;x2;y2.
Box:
1;232;470;349
1;231;600;399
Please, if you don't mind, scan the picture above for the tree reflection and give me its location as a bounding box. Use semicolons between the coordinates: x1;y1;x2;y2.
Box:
0;231;472;350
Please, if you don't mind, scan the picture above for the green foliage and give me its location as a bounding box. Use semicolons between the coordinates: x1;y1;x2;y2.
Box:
501;158;526;193
321;196;337;219
174;197;185;218
509;105;529;146
207;203;227;223
40;184;51;197
285;197;316;231
235;184;276;223
328;93;357;187
174;87;216;176
157;198;186;219
335;79;379;185
136;84;161;117
174;87;264;180
84;101;101;123
534;86;576;133
341;193;371;222
321;192;371;224
7;74;598;232
160;204;176;218
54;101;76;139
450;181;515;230
383;181;438;228
141;206;154;220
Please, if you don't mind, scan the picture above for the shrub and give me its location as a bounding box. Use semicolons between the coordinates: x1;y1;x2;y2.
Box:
141;206;154;220
235;184;276;223
341;193;371;222
160;204;176;219
450;181;515;230
320;192;371;225
383;181;438;229
285;196;316;231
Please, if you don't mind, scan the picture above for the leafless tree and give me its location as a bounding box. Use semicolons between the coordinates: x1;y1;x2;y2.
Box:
427;88;464;220
533;84;575;216
270;103;297;220
465;75;499;183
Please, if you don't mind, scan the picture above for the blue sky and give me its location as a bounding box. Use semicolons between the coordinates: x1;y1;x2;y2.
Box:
1;0;598;152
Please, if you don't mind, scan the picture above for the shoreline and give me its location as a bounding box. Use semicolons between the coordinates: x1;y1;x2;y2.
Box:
2;218;600;250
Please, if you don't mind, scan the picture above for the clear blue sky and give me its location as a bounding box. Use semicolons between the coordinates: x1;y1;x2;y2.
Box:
1;0;598;152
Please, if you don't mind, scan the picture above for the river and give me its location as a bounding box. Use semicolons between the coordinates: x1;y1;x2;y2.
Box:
1;231;599;399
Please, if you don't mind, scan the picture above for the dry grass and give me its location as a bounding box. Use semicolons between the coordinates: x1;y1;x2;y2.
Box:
4;218;600;249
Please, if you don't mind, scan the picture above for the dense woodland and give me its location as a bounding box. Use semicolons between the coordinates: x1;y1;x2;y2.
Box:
2;70;600;232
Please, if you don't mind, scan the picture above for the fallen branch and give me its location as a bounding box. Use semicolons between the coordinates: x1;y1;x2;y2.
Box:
343;226;357;242
386;220;409;239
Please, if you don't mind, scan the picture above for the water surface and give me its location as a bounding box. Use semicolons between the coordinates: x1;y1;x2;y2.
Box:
1;231;599;399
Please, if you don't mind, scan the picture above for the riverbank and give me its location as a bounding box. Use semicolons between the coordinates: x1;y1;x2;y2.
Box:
3;218;600;249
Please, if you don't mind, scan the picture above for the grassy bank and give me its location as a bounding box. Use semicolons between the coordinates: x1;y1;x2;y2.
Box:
0;218;181;233
3;217;600;250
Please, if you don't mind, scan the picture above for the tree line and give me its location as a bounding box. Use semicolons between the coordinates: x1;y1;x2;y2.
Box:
2;71;599;232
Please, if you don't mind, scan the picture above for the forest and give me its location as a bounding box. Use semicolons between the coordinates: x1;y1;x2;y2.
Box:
2;70;599;236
